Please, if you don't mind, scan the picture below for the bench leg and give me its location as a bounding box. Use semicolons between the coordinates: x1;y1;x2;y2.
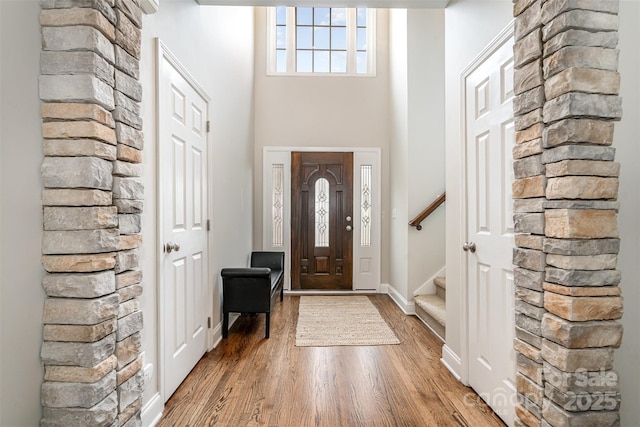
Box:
265;312;270;339
223;312;229;338
280;284;284;301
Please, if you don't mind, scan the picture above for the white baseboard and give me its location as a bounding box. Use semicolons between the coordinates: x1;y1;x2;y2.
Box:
210;319;223;350
414;266;446;296
141;392;163;427
209;313;240;350
414;310;445;342
383;283;415;315
441;344;467;385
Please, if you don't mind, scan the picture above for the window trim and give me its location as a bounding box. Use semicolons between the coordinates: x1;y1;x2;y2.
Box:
267;7;377;77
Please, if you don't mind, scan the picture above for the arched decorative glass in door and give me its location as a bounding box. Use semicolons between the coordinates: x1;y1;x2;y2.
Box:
314;177;330;247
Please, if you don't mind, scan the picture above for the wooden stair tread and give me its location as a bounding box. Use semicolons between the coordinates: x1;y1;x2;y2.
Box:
414;294;446;327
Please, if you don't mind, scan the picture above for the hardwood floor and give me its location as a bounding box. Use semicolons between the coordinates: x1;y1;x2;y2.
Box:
158;295;506;427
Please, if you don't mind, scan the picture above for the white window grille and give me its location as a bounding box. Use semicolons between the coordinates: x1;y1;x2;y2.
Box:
268;7;376;76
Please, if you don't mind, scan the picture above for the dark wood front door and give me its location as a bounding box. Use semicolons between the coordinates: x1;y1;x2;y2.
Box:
291;152;353;290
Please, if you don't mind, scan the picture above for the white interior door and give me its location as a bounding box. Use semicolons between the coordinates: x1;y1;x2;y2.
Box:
159;42;209;401
465;31;516;425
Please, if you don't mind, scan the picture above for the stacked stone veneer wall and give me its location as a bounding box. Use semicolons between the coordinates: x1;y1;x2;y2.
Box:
38;0;145;425
512;0;623;426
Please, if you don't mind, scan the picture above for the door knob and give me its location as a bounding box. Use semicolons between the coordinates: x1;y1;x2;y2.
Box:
346;216;352;222
346;225;353;232
463;242;476;253
165;242;180;253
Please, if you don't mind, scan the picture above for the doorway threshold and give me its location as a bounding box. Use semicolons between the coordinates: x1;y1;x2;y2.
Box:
285;290;379;296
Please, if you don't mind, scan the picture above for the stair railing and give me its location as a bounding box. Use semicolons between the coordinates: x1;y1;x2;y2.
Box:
409;192;446;231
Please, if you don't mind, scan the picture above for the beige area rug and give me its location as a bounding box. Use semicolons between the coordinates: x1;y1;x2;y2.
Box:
295;296;401;347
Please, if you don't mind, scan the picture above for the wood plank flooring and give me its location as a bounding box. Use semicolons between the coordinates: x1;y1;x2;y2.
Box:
158;295;506;427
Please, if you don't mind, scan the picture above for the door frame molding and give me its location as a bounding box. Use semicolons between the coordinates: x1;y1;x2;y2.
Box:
262;146;381;293
155;38;214;404
444;21;514;386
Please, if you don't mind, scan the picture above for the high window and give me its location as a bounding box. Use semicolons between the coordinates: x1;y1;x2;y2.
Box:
269;7;376;76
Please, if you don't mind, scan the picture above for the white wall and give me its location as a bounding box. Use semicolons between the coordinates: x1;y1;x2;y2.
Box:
253;7;391;283
616;1;640;424
443;0;513;381
389;9;446;303
389;9;409;298
140;1;255;420
0;1;46;425
406;9;445;296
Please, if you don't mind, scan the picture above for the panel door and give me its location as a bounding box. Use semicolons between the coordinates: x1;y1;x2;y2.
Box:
465;33;516;426
291;152;353;290
160;52;209;401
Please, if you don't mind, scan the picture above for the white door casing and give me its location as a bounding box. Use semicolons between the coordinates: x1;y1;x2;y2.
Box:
464;27;516;426
262;147;381;292
158;40;210;401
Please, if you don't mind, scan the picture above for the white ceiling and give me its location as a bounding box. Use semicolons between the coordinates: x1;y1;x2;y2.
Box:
195;0;449;8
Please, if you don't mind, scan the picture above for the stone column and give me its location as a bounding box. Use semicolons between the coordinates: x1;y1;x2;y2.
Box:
512;2;547;425
39;0;145;426
513;1;623;426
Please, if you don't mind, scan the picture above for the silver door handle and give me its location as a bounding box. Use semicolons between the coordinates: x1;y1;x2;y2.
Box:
346;225;352;232
165;242;180;253
463;242;476;253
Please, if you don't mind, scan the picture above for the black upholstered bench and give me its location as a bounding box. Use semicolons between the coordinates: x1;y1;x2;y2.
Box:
221;251;284;339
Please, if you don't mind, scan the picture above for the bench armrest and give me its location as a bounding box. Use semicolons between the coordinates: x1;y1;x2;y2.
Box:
221;267;272;313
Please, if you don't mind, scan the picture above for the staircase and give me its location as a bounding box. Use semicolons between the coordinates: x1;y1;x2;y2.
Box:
414;276;446;341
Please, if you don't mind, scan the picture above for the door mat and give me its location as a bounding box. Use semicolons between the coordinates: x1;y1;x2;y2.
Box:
295;296;401;347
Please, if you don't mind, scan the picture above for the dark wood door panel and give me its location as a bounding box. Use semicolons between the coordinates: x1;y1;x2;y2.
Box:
291;152;353;290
